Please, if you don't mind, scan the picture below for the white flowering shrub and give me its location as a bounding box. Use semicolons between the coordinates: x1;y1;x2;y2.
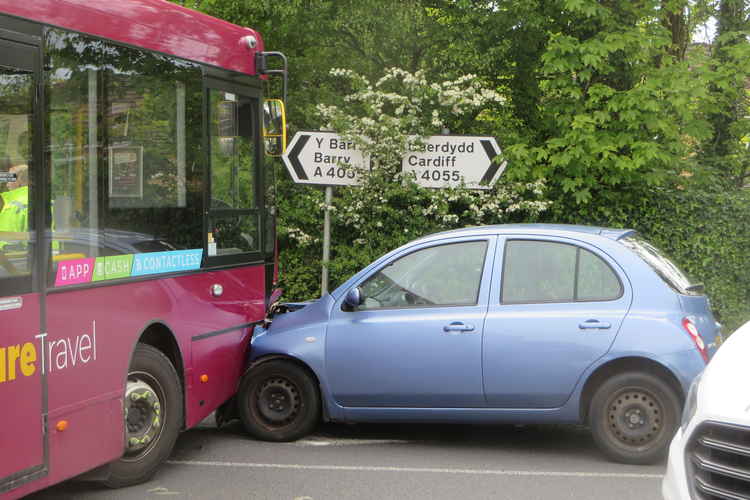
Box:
278;68;551;298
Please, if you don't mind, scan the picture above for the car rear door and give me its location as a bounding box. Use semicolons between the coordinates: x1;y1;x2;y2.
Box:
483;235;631;408
326;236;495;408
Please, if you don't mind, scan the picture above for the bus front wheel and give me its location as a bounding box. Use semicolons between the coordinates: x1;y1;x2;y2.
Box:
105;344;183;488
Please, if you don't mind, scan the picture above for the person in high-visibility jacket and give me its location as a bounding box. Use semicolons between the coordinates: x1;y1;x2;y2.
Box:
0;164;29;248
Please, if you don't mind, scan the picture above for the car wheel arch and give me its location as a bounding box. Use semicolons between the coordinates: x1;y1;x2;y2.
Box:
579;356;684;423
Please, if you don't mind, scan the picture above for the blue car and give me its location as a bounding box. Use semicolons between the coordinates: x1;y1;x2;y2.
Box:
237;224;721;464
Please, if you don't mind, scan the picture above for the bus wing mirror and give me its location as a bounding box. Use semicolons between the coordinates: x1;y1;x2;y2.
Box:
263;99;286;157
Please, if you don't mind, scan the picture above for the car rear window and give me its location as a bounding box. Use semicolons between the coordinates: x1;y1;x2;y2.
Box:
619;235;698;295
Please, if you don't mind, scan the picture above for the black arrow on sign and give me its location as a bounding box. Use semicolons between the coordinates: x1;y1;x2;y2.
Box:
479;139;501;185
288;134;310;180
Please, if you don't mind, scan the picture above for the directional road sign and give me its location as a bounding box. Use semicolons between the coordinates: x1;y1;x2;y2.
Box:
402;135;505;190
282;131;370;186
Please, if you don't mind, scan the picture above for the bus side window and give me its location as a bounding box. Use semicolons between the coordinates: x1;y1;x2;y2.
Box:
46;29;204;285
0;66;33;296
207;89;259;258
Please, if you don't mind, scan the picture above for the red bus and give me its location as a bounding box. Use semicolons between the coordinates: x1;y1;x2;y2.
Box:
0;1;283;497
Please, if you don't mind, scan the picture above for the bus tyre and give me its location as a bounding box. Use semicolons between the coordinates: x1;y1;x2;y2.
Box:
589;371;680;465
238;360;320;442
105;344;183;488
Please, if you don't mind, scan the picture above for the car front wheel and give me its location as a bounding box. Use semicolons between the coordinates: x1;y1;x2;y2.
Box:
238;360;320;442
589;371;681;465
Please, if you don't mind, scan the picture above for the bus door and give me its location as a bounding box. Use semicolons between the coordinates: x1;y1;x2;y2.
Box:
0;32;45;491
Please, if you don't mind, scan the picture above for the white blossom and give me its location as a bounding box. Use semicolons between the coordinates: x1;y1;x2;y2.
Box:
309;67;550;239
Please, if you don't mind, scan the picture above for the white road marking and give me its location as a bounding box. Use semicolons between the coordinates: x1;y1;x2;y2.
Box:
165;460;663;479
296;438;411;447
147;486;182;495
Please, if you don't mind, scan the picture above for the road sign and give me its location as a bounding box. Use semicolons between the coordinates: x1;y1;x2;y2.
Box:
282;131;370;186
402;135;505;190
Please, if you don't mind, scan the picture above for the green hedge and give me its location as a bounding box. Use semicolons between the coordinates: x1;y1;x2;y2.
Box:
638;189;749;333
551;186;750;333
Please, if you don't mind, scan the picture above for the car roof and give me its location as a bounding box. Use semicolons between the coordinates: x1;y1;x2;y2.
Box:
418;224;635;244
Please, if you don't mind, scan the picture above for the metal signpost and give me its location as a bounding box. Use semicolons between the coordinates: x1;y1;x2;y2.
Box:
402;135;505;189
282;131;369;295
283;131;369;186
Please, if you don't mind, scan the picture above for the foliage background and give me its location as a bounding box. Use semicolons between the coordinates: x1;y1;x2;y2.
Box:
178;0;750;332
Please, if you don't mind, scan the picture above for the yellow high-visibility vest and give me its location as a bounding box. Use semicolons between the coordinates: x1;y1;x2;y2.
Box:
0;186;29;248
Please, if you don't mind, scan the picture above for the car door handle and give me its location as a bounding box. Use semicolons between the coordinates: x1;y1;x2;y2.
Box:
443;322;475;333
579;320;612;330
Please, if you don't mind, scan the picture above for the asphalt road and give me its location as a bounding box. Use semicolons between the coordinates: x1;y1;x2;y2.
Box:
29;417;666;500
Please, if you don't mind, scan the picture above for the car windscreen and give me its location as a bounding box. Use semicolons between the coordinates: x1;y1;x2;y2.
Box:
619;234;699;295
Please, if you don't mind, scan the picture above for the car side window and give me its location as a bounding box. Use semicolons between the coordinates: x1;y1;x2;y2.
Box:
501;240;622;304
358;240;488;310
577;247;622;301
502;240;576;303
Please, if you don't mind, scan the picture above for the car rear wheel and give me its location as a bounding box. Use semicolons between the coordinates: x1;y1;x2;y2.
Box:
238;360;320;442
589;371;680;465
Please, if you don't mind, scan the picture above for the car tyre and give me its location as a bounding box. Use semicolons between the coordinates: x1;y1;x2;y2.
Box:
105;344;183;488
589;371;680;465
238;360;320;442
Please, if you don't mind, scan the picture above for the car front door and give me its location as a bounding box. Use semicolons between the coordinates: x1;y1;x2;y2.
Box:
326;236;495;408
483;236;631;408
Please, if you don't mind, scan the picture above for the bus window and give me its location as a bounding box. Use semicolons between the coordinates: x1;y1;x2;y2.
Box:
45;29;204;282
0;64;33;294
210;90;256;210
209;213;260;255
208;88;260;258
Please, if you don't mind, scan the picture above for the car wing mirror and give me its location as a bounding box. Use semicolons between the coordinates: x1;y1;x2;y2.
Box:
343;287;363;310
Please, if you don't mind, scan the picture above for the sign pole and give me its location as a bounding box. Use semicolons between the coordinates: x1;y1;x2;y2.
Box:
321;185;333;296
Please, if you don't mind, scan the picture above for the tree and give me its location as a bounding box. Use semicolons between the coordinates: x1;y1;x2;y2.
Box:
703;0;750;187
490;0;716;214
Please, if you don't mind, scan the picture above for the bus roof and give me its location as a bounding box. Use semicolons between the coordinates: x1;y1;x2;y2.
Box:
0;0;264;75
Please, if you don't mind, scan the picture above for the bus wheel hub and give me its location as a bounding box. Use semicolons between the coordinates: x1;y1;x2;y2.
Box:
125;380;162;454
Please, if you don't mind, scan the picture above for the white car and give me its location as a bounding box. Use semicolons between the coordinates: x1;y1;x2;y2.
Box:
663;320;749;500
